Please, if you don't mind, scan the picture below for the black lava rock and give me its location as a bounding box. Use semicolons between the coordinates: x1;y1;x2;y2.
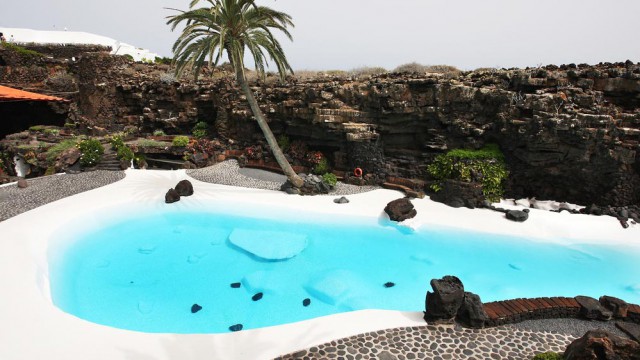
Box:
191;304;202;313
333;196;350;204
175;180;194;197
456;292;488;328
230;282;241;288
384;198;417;222
165;188;180;203
506;209;529;222
229;324;243;332
303;298;311;307
575;296;613;321
252;292;263;301
384;282;395;288
424;275;465;322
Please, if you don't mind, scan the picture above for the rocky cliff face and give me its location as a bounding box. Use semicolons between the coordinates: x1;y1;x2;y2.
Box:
1;47;639;206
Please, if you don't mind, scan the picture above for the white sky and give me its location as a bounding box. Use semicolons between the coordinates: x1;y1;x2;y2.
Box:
1;0;639;71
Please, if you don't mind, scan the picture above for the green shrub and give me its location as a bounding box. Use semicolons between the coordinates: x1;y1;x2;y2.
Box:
155;56;173;65
172;136;190;147
43;128;60;136
2;43;43;58
153;129;166;136
29;125;47;132
108;134;135;162
134;154;146;168
313;157;330;175
192;122;208;139
0;152;9;173
532;352;563;360
427;144;508;202
277;134;290;152
109;135;125;150
138;139;169;147
122;54;134;61
116;145;134;162
77;138;104;167
46;139;78;164
322;172;337;187
45;166;56;176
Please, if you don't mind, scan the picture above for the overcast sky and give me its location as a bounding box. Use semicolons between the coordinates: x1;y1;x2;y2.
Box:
2;0;639;71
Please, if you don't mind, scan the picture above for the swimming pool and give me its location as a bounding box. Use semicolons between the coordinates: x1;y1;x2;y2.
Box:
48;204;640;334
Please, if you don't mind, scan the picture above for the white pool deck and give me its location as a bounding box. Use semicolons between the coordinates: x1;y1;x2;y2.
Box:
0;169;638;360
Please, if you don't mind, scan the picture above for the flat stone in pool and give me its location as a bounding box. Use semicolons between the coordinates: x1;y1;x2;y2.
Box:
229;229;308;260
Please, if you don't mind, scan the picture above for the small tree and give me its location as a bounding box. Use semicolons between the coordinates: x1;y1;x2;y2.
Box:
167;0;304;187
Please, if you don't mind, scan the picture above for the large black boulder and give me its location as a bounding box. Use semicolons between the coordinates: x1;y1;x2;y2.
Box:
564;329;640;360
175;180;194;196
456;292;488;328
165;188;181;203
424;275;465;322
599;296;629;318
384;198;417;222
506;209;529;222
575;295;613;321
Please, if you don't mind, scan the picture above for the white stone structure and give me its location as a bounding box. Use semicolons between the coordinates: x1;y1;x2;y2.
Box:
0;27;159;62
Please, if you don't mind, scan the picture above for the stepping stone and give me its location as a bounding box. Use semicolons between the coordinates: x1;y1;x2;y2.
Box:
229;229;308;261
252;292;263;301
303;298;311;307
229;324;243;332
230;282;241;288
384;282;395;288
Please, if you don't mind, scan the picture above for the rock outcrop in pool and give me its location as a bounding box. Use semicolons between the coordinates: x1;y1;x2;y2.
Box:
229;229;308;261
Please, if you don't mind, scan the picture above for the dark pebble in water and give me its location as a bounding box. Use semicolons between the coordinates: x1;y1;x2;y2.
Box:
252;292;263;301
303;298;311;307
384;282;395;288
191;304;202;313
229;324;243;332
230;282;241;288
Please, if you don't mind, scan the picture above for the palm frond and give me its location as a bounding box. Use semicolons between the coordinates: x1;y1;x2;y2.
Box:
166;0;294;80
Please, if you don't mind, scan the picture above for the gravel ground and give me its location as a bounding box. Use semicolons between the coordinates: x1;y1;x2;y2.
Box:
512;317;628;338
0;170;125;222
187;160;380;195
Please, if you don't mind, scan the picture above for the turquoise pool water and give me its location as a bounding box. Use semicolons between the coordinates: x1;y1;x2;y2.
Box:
49;207;640;334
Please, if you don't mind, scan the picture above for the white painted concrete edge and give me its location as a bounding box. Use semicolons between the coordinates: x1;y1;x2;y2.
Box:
0;169;638;360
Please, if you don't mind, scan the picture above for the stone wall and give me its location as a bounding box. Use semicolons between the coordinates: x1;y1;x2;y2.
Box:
1;49;639;206
20;44;111;59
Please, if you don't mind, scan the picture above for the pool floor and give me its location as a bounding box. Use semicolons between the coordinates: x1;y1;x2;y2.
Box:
49;208;640;333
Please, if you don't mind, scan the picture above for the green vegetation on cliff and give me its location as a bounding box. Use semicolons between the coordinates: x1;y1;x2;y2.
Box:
427;144;508;202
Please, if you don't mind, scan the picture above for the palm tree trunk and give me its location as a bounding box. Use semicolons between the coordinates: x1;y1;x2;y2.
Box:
234;67;304;188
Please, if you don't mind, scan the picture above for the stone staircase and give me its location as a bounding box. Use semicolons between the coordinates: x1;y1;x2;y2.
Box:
94;151;123;171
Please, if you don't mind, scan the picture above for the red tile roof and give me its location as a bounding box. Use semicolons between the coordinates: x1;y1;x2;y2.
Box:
0;85;69;102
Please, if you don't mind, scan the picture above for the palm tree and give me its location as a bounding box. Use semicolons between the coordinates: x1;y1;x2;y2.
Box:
167;0;304;188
